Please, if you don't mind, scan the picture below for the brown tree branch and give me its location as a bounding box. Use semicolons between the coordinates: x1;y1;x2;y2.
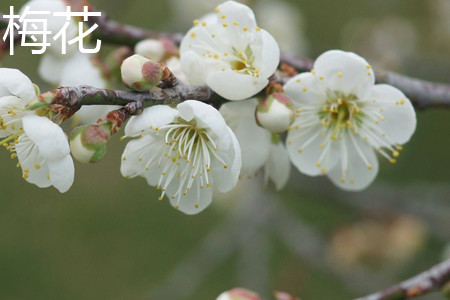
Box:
356;259;450;300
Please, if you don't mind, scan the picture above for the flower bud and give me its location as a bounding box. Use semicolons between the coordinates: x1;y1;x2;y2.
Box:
69;124;111;164
255;93;295;133
135;39;166;62
121;54;162;91
216;288;261;300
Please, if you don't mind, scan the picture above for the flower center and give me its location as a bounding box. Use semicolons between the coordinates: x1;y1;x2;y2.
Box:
319;93;361;140
229;47;260;77
154;121;227;208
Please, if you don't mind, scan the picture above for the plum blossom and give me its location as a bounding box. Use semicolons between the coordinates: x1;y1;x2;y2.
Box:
0;68;37;138
284;50;416;190
121;100;241;214
180;1;280;100
14;115;75;193
220;99;290;190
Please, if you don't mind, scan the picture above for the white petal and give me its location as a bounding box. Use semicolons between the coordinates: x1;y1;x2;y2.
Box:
369;84;416;144
327;133;379;191
168;177;213;215
220;100;271;174
38;54;66;84
124;105;178;137
60;52;106;88
286;124;339;176
120;135;164;182
0;68;36;103
216;1;257;33
206;70;268;100
255;29;280;78
314;50;375;100
16;135;51;188
22;115;70;160
220;97;259;118
47;155;75;193
211;127;241;193
264;142;290;190
284;73;328;106
177;100;230;148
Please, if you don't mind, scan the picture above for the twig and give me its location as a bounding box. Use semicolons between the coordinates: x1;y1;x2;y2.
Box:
48;84;212;113
356;259;450;300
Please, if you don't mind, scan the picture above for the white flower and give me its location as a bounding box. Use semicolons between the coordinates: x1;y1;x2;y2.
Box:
180;1;280;100
284;50;416;191
14;115;74;193
0;68;37;138
220;99;290;190
121;100;241;214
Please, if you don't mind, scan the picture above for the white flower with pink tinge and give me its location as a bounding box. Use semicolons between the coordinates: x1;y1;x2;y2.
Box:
121;100;241;214
180;1;280;101
284;50;416;190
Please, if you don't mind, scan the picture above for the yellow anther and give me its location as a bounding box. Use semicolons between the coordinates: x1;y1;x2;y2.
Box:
302;88;307;92
213;54;219;59
366;65;372;69
122;157;126;161
256;27;261;31
158;197;163;201
215;8;220;12
190;32;196;38
22;173;29;179
195;204;199;209
393;151;400;157
243;26;248;31
174;205;179;209
367;164;373;170
298;148;303;153
311;69;316;75
337;72;343;78
10;153;16;159
193;19;199;25
296;78;301;83
202;22;206;26
221;14;226;19
340;177;346;183
233;21;239;25
396;146;403;151
224;165;228;169
350;178;355;184
316;162;321;167
321;168;327;174
222;23;228;27
35;164;41;169
389;158;396;164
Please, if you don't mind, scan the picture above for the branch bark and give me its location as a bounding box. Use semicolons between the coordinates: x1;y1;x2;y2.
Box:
356;259;450;300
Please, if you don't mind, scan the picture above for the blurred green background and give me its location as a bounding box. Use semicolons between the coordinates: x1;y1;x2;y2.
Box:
0;0;449;299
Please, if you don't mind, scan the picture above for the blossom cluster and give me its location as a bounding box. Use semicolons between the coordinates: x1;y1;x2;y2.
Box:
0;1;417;215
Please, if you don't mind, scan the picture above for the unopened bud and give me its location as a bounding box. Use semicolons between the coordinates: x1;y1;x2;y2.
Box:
255;93;295;133
135;39;166;62
70;124;111;164
121;54;162;91
216;288;261;300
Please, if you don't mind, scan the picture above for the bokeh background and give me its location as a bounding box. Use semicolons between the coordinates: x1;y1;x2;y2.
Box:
1;0;449;299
